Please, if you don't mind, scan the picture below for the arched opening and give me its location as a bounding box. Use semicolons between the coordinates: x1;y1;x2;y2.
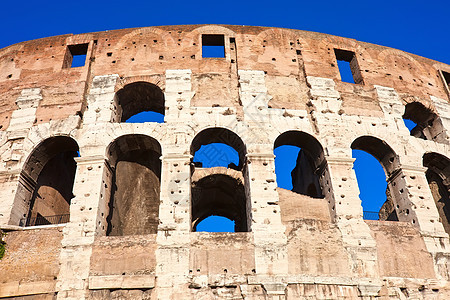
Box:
106;134;162;236
403;102;445;142
423;152;450;234
273;131;326;198
191;127;246;170
114;82;165;123
13;136;79;226
190;127;249;232
191;174;246;232
351;136;400;221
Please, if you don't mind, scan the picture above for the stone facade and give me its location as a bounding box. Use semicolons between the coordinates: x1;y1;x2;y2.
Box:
0;25;450;299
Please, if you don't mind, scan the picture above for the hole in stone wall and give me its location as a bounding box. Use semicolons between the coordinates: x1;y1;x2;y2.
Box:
334;49;363;84
403;102;443;141
351;136;400;221
64;43;89;68
192;174;246;232
403;119;418;132
191;128;246;171
115;82;165;123
190;127;249;232
202;34;225;58
274;131;326;198
441;70;450;88
17;136;79;226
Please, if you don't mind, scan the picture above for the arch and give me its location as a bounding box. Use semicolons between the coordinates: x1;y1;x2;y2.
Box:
403;102;446;142
12;136;79;226
351;136;400;176
423;152;450;234
190;127;249;232
273;130;327;198
191;174;247;232
351;136;400;221
106;134;162;236
114;82;165;122
191;25;236;37
190;127;246;170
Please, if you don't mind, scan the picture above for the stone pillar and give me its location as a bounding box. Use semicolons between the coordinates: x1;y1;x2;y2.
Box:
246;152;288;275
155;153;191;300
326;156;379;278
238;70;270;125
375;85;411;136
82;75;119;125
56;156;109;300
0;171;21;225
307;76;342;114
7;88;42;140
164;69;194;123
238;70;288;275
0;88;42;225
158;153;191;233
396;165;450;280
153;69;194;299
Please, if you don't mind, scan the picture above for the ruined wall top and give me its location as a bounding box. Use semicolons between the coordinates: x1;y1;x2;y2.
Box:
1;24;449;131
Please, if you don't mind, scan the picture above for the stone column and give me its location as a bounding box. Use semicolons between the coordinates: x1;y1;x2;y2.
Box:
326;156;379;278
155;153;191;300
1;88;42;225
0;171;21;225
246;152;288;275
395;165;450;280
238;70;288;275
153;69;195;299
82;75;119;125
56;155;110;300
164;69;194;123
7;88;42;140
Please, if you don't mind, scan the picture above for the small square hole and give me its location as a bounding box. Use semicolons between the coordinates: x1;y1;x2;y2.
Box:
334;49;363;84
202;34;225;58
64;43;89;68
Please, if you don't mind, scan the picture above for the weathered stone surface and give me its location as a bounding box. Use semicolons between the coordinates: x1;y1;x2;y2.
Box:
0;24;450;299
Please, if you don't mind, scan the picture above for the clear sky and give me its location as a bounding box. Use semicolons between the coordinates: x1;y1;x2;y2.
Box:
3;0;448;230
2;1;449;65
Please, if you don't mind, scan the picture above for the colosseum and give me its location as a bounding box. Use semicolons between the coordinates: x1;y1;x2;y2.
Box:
0;24;449;299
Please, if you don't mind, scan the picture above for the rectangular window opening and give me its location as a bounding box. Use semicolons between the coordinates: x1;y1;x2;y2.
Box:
64;43;89;68
202;34;225;58
334;49;363;84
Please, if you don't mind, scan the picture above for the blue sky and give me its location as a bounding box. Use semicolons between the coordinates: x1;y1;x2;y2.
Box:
2;1;449;65
3;0;448;230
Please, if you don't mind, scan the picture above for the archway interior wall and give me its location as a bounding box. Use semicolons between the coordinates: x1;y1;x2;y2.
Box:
403;101;446;142
9;136;79;225
105;134;162;236
114;82;165;122
273;130;332;216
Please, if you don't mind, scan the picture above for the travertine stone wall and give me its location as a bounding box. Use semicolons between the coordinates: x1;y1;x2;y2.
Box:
0;25;450;299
